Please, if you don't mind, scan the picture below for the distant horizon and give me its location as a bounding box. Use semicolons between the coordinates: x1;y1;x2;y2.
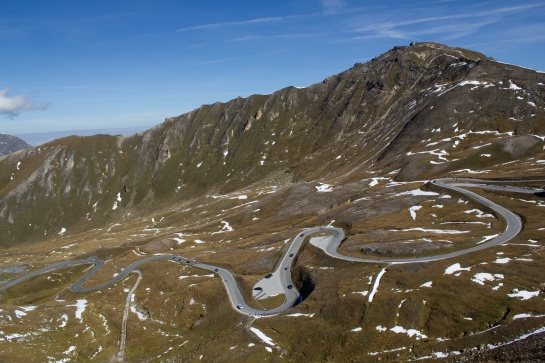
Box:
12;125;152;146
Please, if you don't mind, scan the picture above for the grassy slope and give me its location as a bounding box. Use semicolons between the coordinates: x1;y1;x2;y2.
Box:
1;43;545;361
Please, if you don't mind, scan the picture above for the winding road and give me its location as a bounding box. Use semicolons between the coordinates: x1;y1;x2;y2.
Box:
0;178;542;317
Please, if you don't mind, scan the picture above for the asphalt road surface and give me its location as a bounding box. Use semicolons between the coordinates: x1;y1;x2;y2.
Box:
1;178;542;317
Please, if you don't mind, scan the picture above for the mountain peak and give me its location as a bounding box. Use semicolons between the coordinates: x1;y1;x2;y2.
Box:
1;43;545;361
386;41;490;61
0;43;544;246
0;133;31;156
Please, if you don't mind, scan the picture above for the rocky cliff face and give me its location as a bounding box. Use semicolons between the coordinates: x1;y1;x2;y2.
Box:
1;42;544;246
0;134;31;156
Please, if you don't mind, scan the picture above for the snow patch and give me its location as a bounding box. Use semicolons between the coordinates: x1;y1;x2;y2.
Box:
249;327;275;346
390;326;428;340
458;80;494;89
444;263;471;275
508;80;522;90
464;209;494;219
399;228;468;234
352;291;369;296
212;221;233;234
471;273;504;285
369;178;388;187
172;233;185;244
513;313;545;320
477;234;499;244
409;206;422;220
487;326;545;350
494;257;511;264
397;189;439;197
368;268;387;302
508;290;540;300
68;299;87;322
316;183;333;192
59;314;68;328
286;313;315;317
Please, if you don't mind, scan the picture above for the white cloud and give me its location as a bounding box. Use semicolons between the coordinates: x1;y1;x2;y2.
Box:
0;88;49;119
346;3;545;41
176;14;318;32
322;0;345;15
199;50;285;65
228;32;327;42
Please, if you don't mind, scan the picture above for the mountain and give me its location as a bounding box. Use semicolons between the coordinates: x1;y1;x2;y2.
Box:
14;126;151;146
0;133;31;156
1;42;543;246
1;43;545;362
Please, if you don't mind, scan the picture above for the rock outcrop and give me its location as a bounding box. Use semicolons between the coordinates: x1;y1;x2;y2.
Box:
0;42;544;246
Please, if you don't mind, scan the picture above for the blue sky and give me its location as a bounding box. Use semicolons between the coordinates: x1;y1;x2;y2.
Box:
1;0;545;136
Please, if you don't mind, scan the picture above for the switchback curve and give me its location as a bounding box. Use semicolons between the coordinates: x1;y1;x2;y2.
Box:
0;178;541;317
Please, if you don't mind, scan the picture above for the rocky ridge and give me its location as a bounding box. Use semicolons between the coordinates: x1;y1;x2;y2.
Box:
0;42;544;246
0;134;31;156
1;42;545;362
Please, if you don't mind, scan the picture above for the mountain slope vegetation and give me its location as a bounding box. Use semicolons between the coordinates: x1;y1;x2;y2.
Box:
1;43;545;362
0;43;545;244
1;42;543;246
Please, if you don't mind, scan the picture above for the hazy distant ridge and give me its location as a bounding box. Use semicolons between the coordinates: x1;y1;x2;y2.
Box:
0;134;31;156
